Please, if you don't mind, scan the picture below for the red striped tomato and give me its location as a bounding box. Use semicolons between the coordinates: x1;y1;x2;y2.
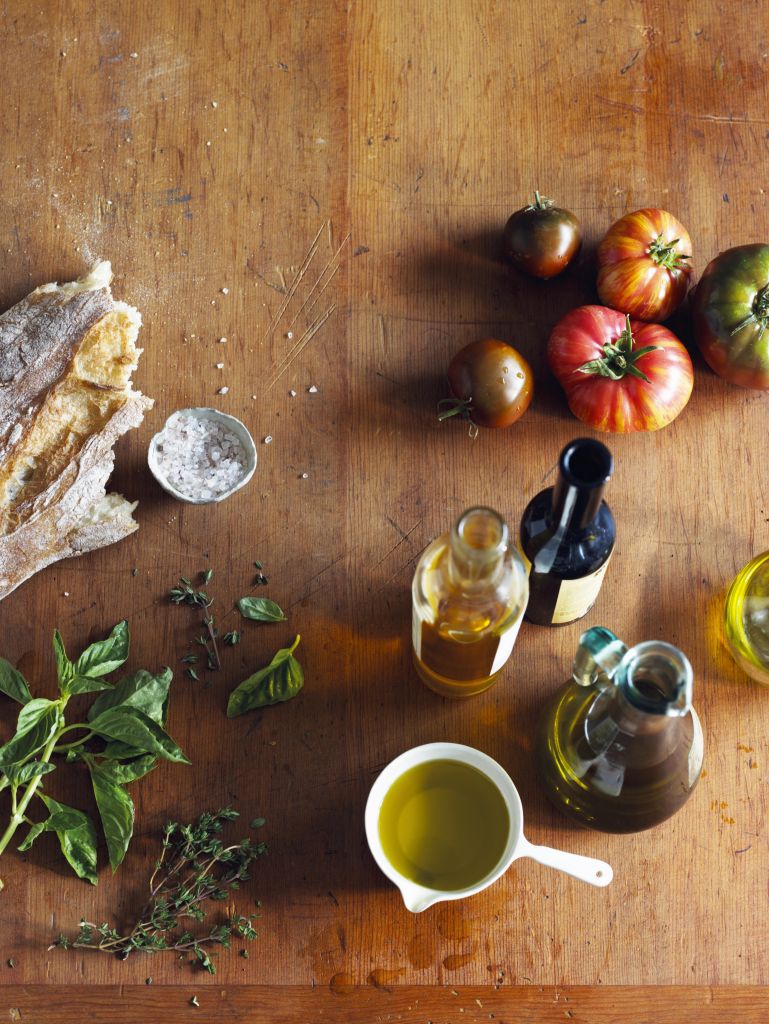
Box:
597;208;693;322
548;305;694;433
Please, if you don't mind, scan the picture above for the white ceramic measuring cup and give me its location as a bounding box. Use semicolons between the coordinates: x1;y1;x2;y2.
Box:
365;742;613;913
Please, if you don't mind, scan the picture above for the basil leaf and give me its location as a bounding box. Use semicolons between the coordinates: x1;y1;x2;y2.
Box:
73;621;130;680
237;597;287;623
40;796;98;885
88;668;172;726
0;699;59;767
53;631;74;694
89;706;189;764
17;820;47;852
0;659;31;705
3;760;56;786
88;762;135;871
105;755;157;784
227;635;303;718
67;676;114;695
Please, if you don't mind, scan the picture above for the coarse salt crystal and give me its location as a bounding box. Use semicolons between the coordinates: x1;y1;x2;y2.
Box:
221;287;229;295
218;336;227;343
286;331;294;339
263;435;273;444
216;362;224;369
217;386;229;395
308;385;318;393
289;389;296;397
300;472;308;479
212;100;218;108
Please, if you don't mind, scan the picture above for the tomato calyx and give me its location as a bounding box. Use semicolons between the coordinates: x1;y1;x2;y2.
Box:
648;233;691;271
437;398;480;439
526;190;554;212
730;282;769;338
577;316;660;383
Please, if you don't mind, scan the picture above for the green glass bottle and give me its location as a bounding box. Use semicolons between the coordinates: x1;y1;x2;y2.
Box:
536;626;704;833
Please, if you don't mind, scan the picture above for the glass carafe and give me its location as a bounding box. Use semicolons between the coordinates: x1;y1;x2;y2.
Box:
536;626;704;833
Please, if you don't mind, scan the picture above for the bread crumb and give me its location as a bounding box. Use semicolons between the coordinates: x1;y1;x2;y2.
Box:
206;140;212;147
212;100;219;108
218;336;227;343
130;52;138;58
217;386;229;395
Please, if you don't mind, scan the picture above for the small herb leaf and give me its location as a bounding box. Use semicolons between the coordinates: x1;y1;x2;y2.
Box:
236;598;287;623
53;631;75;694
3;760;56;786
227;636;303;717
73;621;130;680
40;796;99;885
0;659;32;705
89;706;189;764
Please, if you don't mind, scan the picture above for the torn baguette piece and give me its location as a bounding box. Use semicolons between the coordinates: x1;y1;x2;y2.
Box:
0;261;152;599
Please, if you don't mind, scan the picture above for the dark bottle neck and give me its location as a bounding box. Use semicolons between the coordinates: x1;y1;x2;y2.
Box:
548;438;613;532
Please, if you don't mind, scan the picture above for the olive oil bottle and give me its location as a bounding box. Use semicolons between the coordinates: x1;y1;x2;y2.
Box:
724;551;769;685
536;627;704;833
412;506;529;697
520;438;615;626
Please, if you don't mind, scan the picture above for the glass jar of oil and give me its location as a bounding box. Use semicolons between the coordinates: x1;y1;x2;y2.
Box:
536;626;704;832
411;506;528;697
724;551;769;685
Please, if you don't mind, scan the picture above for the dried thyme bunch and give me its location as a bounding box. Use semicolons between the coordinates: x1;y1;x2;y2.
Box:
54;808;266;972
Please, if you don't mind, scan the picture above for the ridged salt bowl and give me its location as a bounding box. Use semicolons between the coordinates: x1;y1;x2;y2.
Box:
148;407;257;505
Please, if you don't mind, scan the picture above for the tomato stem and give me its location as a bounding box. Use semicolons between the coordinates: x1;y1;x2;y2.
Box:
648;233;690;271
731;282;769;337
437;398;479;439
528;191;553;212
577;315;660;384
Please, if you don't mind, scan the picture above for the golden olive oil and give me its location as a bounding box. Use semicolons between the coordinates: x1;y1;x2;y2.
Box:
377;759;510;890
724;551;769;685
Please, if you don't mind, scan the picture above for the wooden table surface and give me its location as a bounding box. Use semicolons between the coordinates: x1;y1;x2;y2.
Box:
1;0;768;1018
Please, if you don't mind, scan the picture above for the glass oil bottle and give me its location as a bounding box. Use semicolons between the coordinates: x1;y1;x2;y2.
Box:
411;506;529;698
536;626;704;832
724;551;769;685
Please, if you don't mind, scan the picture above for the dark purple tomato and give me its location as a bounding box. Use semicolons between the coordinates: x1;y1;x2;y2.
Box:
438;338;534;433
503;192;582;279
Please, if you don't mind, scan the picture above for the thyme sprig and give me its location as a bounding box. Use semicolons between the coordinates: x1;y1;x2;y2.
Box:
170;572;221;672
53;808;266;973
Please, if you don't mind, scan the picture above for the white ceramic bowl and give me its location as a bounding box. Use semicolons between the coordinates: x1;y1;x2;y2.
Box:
148;407;257;505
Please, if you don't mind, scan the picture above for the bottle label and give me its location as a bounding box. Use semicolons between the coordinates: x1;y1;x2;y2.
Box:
490;609;525;674
551;555;612;625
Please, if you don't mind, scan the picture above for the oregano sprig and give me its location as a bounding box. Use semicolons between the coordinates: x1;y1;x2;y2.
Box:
170;572;221;672
53;808;266;972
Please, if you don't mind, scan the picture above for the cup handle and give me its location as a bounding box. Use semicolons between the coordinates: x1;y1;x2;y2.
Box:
516;836;613;887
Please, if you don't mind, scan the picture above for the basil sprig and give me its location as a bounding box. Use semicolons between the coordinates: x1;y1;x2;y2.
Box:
0;623;187;889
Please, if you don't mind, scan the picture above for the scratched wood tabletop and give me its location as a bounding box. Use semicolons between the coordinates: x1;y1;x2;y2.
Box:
1;0;768;1019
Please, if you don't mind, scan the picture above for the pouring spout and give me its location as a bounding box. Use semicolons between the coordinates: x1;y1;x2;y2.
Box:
399;882;440;913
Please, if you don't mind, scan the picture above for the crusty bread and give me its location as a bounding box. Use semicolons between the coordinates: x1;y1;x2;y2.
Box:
0;262;152;599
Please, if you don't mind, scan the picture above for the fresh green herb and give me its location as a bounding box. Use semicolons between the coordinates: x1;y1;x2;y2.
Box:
180;655;198;665
190;996;200;1007
54;808;265;973
145;976;152;985
240;948;249;959
227;637;303;717
0;624;186;889
7;958;14;968
253;562;269;586
170;576;221;671
250;817;266;829
185;668;200;682
223;631;240;646
132;568;139;577
236;598;286;623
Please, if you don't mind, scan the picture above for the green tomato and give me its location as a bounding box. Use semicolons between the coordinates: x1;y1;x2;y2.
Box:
692;243;769;389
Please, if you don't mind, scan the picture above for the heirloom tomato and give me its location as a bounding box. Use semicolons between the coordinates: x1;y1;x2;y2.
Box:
503;192;582;279
548;305;693;433
597;208;693;322
692;243;769;389
439;338;533;433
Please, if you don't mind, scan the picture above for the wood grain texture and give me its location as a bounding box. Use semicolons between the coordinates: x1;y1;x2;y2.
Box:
0;0;767;1003
3;985;769;1024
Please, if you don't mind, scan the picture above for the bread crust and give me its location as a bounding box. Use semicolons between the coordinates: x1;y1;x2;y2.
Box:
0;262;152;599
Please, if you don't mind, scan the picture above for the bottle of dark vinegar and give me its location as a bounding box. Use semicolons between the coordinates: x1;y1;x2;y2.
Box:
520;438;615;626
